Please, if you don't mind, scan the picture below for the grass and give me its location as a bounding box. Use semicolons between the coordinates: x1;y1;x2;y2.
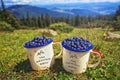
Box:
0;28;120;80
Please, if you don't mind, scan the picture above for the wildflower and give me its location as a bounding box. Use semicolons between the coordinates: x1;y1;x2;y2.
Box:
2;48;7;51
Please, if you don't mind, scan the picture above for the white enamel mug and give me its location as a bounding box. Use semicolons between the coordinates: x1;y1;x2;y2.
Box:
61;40;102;74
24;41;62;70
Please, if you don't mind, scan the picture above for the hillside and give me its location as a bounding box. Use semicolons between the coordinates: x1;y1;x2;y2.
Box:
7;5;73;18
52;8;100;16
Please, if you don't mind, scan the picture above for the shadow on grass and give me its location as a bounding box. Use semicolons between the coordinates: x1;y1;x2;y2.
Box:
13;59;33;72
13;58;70;74
50;58;67;73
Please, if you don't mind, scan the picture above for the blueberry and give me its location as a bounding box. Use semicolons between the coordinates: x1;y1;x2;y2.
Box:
34;37;39;40
72;47;76;51
62;37;92;52
47;38;51;43
24;36;53;48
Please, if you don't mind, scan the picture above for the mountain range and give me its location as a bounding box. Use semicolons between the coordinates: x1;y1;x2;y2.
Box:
7;5;73;18
4;2;120;18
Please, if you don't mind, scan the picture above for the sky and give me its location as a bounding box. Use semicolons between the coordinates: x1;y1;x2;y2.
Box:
3;0;120;5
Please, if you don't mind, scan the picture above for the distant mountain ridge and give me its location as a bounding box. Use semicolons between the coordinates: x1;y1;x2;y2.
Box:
52;8;100;16
7;5;73;18
6;2;120;18
39;2;120;15
39;2;120;9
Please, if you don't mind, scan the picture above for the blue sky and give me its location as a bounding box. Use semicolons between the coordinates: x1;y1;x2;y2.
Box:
3;0;120;5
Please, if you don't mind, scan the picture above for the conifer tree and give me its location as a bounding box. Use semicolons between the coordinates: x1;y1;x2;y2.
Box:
0;0;20;29
26;12;31;26
74;15;81;26
45;14;51;27
38;16;43;27
1;0;5;11
113;5;120;29
115;6;120;17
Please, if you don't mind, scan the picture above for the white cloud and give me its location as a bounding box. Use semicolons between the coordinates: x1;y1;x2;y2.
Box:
89;0;120;2
29;0;120;4
11;0;33;4
8;0;120;5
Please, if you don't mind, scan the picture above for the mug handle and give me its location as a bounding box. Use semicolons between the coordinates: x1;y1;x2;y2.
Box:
88;50;102;68
53;41;63;59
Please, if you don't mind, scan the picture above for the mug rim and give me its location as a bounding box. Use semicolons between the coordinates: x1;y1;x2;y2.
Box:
24;38;53;48
61;41;93;52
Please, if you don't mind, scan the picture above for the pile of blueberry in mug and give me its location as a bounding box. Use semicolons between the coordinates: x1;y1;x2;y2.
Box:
62;37;93;52
24;36;53;48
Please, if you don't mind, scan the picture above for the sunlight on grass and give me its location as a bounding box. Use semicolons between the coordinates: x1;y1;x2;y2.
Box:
0;28;120;80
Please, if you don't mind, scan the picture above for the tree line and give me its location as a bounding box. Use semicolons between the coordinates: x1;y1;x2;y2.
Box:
20;13;114;28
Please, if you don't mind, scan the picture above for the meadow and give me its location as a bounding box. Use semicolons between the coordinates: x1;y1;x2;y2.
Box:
0;28;120;80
